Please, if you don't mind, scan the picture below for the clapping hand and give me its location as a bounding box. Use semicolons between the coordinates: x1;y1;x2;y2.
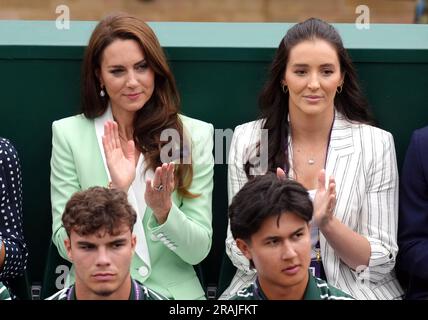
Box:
145;162;175;224
276;167;287;180
102;120;136;192
276;167;336;228
313;169;336;228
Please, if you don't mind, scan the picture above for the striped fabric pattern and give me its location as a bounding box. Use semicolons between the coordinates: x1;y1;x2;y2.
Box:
221;112;404;300
46;279;167;300
230;275;354;300
0;282;11;300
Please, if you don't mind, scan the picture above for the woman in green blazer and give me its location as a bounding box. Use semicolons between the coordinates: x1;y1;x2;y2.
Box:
50;13;214;300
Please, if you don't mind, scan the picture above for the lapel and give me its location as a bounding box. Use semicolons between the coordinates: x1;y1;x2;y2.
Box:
94;106;113;181
94;104;152;271
325;112;355;178
322;112;355;285
285;112;356;286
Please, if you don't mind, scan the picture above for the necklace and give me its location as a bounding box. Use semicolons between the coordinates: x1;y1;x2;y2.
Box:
295;146;323;166
289;111;336;169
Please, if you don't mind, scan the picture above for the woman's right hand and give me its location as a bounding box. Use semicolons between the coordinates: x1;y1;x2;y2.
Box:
102;120;136;192
276;167;287;180
313;169;336;228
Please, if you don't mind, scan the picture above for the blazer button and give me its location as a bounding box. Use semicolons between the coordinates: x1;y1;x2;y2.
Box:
150;234;159;241
138;266;149;277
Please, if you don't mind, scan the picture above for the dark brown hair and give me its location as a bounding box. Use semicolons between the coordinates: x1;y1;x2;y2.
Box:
81;12;195;197
229;173;313;242
245;18;374;177
62;186;137;237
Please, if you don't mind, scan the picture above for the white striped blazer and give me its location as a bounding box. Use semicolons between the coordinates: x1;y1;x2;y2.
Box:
221;112;404;300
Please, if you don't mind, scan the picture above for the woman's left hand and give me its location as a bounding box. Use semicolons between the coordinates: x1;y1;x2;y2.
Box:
313;169;336;228
145;162;175;224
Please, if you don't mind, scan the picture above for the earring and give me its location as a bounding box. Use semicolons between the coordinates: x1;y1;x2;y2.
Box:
281;83;288;94
100;85;105;97
337;84;343;94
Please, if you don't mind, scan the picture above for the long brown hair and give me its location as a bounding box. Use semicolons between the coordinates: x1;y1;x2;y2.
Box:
81;12;195;197
245;18;374;177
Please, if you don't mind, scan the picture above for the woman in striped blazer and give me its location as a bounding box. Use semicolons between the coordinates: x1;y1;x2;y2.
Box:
221;18;403;300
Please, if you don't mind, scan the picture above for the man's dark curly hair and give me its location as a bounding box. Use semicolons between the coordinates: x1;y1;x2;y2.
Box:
62;186;137;237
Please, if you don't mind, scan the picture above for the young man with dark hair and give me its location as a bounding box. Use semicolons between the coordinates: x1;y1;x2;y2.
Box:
47;186;165;300
228;173;352;300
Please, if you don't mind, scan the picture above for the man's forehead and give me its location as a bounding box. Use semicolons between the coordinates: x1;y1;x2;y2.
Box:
71;226;132;241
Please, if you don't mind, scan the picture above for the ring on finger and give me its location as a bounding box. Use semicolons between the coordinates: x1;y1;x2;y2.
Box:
154;184;164;192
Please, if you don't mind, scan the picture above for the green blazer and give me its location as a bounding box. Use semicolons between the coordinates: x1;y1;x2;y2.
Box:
50;111;214;300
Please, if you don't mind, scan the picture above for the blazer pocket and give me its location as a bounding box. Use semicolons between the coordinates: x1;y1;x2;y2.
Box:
166;275;206;300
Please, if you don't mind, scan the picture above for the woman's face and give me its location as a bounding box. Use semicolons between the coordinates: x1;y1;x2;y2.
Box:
98;39;155;115
283;39;344;118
